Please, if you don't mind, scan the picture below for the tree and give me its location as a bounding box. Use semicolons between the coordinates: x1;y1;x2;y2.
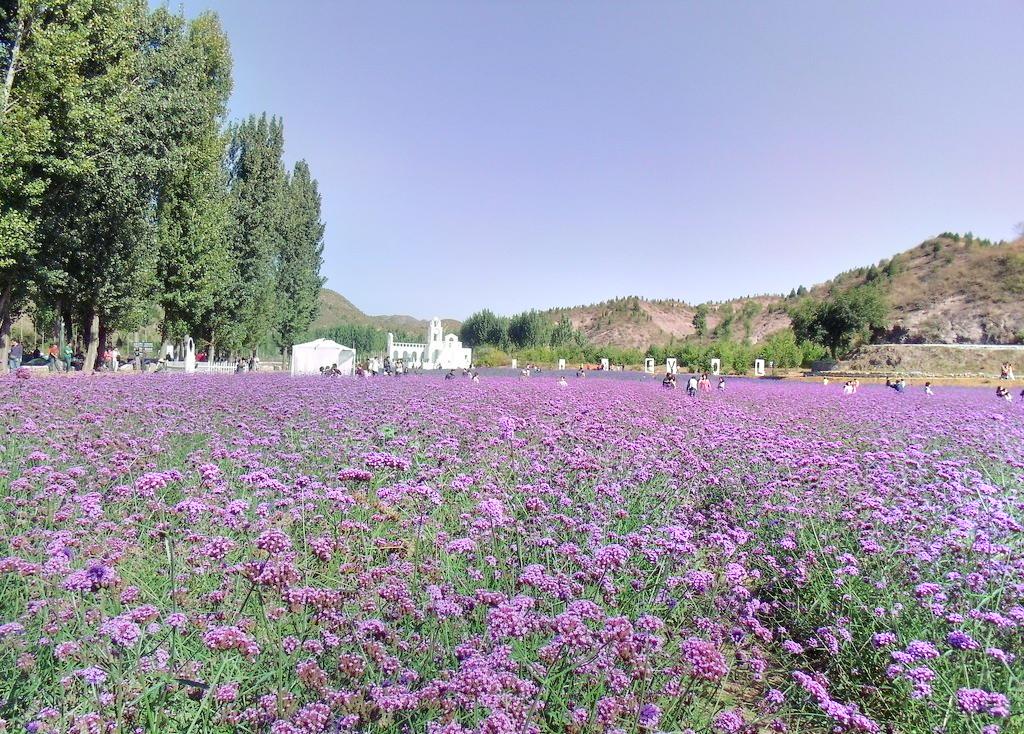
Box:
790;287;887;359
221;114;287;354
740;300;761;341
460;309;508;347
549;316;578;347
0;0;101;368
508;310;550;349
32;0;154;372
152;9;234;344
275;160;325;360
692;303;709;338
712;304;734;341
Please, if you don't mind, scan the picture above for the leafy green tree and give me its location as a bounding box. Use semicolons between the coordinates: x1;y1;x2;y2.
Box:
460;309;508;347
790;287;887;359
549;316;581;347
31;0;153;371
1;0;102;367
712;303;734;340
740;300;761;341
508;310;551;349
275;160;325;360
221;114;287;354
152;9;234;344
788;297;825;347
692;303;709;338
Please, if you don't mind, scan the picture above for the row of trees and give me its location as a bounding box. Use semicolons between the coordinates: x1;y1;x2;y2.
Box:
0;1;324;371
470;331;828;373
460;309;588;351
691;300;763;341
310;322;420;357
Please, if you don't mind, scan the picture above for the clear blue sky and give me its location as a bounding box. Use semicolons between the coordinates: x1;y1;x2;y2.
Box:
172;0;1023;320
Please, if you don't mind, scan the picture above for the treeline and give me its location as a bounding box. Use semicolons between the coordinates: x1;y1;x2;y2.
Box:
308;322;419;356
471;330;828;372
460;309;588;351
0;1;324;371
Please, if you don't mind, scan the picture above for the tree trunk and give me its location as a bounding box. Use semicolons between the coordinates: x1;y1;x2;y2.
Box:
0;285;13;371
1;12;26;120
62;305;73;346
83;310;100;374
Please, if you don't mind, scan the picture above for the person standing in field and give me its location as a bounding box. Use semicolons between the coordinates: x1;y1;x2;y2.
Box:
47;343;59;371
8;340;22;371
61;344;73;372
924;382;933;395
686;375;698;397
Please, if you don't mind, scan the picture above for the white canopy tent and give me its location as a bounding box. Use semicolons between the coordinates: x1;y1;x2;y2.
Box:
290;338;356;376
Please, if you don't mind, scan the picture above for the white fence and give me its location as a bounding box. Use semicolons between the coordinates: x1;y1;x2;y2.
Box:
162;361;238;374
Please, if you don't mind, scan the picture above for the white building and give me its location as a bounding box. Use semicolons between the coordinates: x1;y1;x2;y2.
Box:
291;338;356;376
387;318;472;370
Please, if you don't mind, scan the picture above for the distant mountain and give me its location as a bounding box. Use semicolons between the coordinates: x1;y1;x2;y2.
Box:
317;233;1024;349
313;289;461;337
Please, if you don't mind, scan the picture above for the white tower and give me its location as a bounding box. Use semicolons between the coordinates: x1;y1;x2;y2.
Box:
428;318;443;367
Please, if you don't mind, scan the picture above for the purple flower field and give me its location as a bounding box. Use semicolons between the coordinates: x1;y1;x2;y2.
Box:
0;374;1021;733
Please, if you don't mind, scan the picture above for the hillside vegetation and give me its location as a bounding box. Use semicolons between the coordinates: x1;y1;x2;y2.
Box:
812;233;1024;343
538;234;1024;348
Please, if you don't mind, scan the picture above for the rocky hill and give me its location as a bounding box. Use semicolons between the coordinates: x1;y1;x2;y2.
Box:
537;234;1024;348
812;234;1024;344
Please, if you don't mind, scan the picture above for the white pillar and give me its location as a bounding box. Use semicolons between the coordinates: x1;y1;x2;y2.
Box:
754;358;765;376
710;358;721;375
644;358;655;373
511;358;517;369
666;358;677;374
600;358;609;371
557;358;566;370
184;336;196;374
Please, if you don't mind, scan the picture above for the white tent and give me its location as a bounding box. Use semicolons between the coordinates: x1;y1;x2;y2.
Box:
290;338;356;376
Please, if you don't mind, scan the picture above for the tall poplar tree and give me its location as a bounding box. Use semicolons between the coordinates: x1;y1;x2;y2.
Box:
275;160;325;360
33;0;146;372
222;114;286;355
0;0;106;367
149;9;234;343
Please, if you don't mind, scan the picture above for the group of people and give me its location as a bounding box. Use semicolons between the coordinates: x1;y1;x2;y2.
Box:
444;369;481;383
1000;362;1016;380
7;339;76;372
995;385;1024;402
233;356;260;373
317;364;345;377
662;371;726;396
